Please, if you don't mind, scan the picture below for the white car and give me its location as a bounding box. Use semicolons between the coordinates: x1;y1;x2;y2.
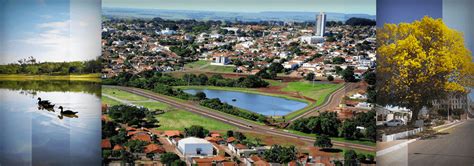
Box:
384;119;404;127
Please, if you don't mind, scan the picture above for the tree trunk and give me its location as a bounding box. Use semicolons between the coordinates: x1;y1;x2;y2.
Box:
409;106;421;126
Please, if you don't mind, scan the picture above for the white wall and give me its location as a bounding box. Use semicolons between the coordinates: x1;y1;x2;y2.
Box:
178;143;213;156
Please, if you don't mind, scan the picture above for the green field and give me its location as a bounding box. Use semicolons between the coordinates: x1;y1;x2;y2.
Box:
102;87;148;101
184;60;235;73
184;60;209;69
101;87;236;131
283;82;343;105
102;96;121;106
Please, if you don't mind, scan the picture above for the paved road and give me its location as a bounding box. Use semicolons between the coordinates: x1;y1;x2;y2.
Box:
104;85;375;152
289;82;358;122
378;119;474;166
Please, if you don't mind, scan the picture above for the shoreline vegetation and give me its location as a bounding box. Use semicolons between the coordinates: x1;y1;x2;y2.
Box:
0;74;101;82
0;57;102;82
175;85;309;103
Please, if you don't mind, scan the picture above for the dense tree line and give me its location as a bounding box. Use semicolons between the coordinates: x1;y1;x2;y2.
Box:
289;110;376;142
263;145;297;164
107;105;158;127
345;17;376;26
104;71;269;89
289;112;340;137
0;59;101;75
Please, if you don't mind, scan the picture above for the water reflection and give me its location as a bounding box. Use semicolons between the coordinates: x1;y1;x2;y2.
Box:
0;80;101;165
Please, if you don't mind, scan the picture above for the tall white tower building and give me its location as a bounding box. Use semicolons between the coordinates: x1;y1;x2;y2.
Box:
315;12;326;37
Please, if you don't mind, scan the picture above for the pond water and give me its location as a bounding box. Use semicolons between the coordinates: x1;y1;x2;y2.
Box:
184;89;308;116
0;80;101;165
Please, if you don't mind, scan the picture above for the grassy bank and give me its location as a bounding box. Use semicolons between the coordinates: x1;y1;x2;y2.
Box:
0;74;101;82
101;87;236;131
282;82;344;119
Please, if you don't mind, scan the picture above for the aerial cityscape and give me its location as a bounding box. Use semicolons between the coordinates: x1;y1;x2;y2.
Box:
100;1;377;165
0;0;473;166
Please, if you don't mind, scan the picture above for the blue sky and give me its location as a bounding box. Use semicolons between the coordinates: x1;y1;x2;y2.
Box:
0;0;101;64
377;0;473;55
102;0;376;15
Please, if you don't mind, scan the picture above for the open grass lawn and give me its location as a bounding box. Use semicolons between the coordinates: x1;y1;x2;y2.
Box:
283;81;343;105
184;60;235;73
184;60;210;69
266;79;283;86
202;65;235;73
102;87;236;131
102;87;148;101
132;102;169;110
102;96;121;106
155;109;236;131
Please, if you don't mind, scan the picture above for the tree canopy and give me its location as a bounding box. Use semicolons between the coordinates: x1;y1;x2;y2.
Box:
377;16;474;124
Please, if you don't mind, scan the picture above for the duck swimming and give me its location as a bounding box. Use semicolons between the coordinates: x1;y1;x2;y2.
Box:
37;97;52;106
58;106;78;115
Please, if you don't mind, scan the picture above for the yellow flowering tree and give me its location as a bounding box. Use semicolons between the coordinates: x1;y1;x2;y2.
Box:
377;16;474;124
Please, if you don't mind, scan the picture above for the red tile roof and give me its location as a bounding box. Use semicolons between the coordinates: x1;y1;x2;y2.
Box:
113;144;124;151
235;144;248;149
226;137;236;143
222;162;237;166
163;130;181;137
131;133;152;143
144;143;165;154
101;139;112;149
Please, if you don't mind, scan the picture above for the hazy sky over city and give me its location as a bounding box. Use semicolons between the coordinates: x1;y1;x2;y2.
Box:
102;0;376;15
0;0;101;64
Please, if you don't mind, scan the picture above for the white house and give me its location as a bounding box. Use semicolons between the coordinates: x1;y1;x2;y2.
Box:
211;56;230;65
177;137;214;157
350;93;367;100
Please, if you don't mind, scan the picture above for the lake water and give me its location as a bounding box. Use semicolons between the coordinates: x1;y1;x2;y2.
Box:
184;89;308;116
0;80;101;165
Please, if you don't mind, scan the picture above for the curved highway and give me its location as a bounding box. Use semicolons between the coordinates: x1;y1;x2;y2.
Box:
105;85;375;152
289;83;358;122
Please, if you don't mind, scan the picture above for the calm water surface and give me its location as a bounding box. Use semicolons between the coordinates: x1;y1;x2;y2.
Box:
184;89;308;116
0;80;101;165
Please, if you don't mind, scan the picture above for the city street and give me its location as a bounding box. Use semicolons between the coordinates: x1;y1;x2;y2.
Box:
378;119;474;166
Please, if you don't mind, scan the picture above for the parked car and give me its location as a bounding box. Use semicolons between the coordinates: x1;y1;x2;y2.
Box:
383;119;405;127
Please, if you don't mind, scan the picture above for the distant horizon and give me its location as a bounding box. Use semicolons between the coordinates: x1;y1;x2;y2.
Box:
102;6;376;16
102;0;376;15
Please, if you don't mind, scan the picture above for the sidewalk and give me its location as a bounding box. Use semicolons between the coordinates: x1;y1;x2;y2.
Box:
376;120;465;157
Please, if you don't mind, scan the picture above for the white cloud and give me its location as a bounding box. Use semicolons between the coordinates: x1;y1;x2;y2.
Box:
20;20;70;60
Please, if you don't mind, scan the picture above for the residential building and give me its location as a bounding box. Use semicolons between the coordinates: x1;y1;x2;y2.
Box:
177;137;214;157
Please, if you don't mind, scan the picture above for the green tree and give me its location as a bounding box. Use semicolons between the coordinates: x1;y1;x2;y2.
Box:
305;72;315;81
342;66;356;82
327;75;334;81
344;150;358;166
195;91;207;100
160;152;181;165
314;134;333;150
184;125;209;138
262;145;297;163
332;57;346;64
125;140;148;153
